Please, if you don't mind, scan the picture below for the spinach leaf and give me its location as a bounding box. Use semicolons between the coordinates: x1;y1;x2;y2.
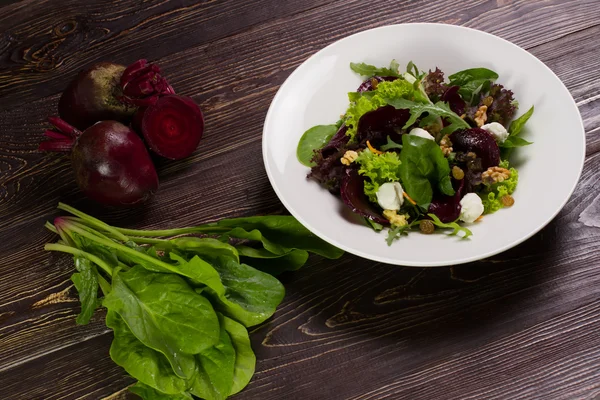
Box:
448;68;498;104
190;324;236;400
199;256;285;327
129;382;193;400
214;216;344;259
428;214;473;238
173;237;240;263
106;311;190;394
350;60;401;77
501;136;533;148
507;105;534;138
71;257;100;325
379;136;403;151
236;246;309;275
296;125;337;167
383;97;469;135
222;315;256;395
103;266;220;379
399;135;455;209
168;251;284;326
501;105;534;156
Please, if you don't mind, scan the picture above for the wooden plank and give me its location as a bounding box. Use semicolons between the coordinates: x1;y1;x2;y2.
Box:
0;0;336;109
1;0;600;399
0;333;133;400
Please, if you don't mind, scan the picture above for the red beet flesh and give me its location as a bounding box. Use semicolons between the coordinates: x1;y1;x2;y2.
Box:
449;128;500;170
141;95;204;160
58;63;136;130
39;118;159;206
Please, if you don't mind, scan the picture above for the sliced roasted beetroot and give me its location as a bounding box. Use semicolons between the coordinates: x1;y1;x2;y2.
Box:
441;85;466;116
340;170;388;225
449;128;500;169
357;76;398;92
356;105;410;146
428;179;465;223
141;95;204;160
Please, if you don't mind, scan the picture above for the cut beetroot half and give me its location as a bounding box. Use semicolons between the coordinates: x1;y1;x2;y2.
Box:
141;95;204;160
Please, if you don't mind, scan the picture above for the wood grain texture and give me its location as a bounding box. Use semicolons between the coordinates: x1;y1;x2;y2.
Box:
0;0;599;399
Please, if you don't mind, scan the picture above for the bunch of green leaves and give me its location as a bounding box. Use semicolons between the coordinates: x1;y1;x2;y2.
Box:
44;203;343;400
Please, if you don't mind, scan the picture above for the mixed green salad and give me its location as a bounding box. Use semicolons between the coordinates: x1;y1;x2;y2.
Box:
297;60;534;244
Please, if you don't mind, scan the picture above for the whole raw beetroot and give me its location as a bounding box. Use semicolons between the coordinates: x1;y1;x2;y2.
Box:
58;63;136;130
39;117;159;206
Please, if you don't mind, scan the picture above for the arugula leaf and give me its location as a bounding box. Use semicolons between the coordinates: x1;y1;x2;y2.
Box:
103;266;220;379
190;323;236;400
427;214;472;238
399;135;455;209
129;382;193;400
386;220;418;245
107;311;191;395
448;68;498;104
364;218;384;232
350;60;401;77
222;315;256;395
296;125;338;167
382;97;470;135
379;136;403;151
71;257;100;325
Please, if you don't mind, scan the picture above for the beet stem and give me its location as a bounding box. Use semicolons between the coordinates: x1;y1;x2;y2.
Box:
120;59;149;86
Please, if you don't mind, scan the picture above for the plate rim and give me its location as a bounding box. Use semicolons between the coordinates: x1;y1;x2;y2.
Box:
262;22;586;267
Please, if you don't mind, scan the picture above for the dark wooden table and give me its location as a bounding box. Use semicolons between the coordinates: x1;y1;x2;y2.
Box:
1;1;600;399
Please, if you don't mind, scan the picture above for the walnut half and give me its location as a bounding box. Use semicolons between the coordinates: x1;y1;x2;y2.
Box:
482;166;510;184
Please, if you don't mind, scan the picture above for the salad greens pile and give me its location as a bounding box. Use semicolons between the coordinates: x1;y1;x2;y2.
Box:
298;60;535;244
44;203;343;400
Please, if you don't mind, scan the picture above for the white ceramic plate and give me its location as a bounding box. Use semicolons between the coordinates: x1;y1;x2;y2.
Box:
262;23;585;266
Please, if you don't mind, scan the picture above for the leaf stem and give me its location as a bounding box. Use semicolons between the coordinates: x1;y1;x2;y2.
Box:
57;203;129;241
45;243;113;276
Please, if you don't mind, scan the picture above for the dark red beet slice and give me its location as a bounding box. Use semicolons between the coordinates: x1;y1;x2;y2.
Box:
441;85;466;116
356;105;410;146
449;128;500;169
428;179;465;223
39;117;158;206
141;95;204;160
58;62;136;130
357;76;398;92
340;170;389;225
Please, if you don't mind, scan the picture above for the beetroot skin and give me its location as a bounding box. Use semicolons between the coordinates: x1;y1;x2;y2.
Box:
58;63;136;130
141;95;204;160
58;60;174;131
39;117;159;206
